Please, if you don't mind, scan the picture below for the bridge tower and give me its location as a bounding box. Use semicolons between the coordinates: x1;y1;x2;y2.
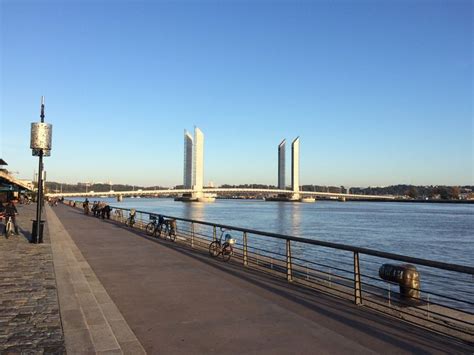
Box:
183;130;193;189
278;139;286;190
192;127;204;199
291;137;300;200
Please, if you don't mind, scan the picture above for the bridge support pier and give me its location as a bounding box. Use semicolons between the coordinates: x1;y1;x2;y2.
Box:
289;193;300;201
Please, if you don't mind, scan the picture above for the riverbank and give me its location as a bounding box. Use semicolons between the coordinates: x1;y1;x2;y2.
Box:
338;198;474;204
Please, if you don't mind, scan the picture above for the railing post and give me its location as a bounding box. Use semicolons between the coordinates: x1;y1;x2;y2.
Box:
213;226;216;241
353;252;362;305
191;222;194;248
286;239;293;282
243;232;248;266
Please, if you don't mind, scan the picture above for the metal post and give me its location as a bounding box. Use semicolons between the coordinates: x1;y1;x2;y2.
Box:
353;252;362;305
191;222;194;248
35;151;43;244
286;239;293;282
388;283;391;307
213;225;216;241
34;98;46;244
243;232;248;266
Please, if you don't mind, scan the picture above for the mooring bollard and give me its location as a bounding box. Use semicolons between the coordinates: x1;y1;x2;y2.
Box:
379;263;421;301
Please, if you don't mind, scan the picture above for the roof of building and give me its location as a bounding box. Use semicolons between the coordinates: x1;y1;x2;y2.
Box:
0;170;33;191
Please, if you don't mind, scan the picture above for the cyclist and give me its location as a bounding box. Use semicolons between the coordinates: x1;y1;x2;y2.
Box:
4;200;19;235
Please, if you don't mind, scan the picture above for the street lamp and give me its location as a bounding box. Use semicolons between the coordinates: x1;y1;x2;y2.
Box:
30;96;52;244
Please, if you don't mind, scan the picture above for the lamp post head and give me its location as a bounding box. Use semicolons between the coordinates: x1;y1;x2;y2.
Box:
31;96;52;157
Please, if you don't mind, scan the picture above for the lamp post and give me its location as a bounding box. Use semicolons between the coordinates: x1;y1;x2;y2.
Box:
30;96;52;243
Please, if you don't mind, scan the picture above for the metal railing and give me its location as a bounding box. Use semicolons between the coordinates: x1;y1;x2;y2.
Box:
65;200;474;344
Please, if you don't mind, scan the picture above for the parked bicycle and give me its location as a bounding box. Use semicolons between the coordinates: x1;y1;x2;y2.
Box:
146;215;176;241
114;209;123;222
209;228;235;262
126;209;136;227
146;215;162;236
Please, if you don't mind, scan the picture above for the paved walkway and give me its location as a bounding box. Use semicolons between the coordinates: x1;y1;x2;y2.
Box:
0;203;65;353
46;204;145;354
51;204;473;354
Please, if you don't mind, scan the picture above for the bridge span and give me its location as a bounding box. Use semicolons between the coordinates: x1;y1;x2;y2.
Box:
45;129;396;202
45;187;396;201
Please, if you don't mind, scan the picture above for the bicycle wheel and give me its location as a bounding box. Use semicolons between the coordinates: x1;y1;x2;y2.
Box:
208;241;220;257
156;224;163;238
221;243;233;262
5;221;12;239
145;222;155;236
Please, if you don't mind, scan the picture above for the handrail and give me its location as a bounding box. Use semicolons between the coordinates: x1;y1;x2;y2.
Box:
109;206;474;275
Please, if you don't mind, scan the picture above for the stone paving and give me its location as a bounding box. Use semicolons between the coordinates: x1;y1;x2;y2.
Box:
0;203;65;354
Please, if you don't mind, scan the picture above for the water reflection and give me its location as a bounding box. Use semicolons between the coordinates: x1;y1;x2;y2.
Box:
182;201;205;221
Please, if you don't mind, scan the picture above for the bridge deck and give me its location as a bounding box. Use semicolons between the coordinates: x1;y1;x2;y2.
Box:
50;204;472;354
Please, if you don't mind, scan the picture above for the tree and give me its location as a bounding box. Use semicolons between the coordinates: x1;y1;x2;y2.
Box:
407;186;418;199
450;186;460;200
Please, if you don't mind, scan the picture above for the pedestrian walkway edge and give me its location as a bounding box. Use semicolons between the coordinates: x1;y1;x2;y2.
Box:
45;205;146;354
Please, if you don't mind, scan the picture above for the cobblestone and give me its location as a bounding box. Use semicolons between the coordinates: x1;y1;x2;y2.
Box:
0;204;65;354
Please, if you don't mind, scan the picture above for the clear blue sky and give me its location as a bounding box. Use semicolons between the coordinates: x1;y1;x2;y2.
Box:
1;0;472;187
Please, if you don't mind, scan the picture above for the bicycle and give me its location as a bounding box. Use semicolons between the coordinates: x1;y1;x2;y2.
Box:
114;209;123;222
3;215;14;239
160;219;177;242
145;215;160;236
146;216;176;241
126;209;136;227
209;228;235;262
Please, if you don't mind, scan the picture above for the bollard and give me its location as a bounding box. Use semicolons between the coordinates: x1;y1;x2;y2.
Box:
379;263;421;301
31;220;45;244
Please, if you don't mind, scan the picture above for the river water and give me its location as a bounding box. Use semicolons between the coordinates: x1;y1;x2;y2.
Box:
105;198;473;267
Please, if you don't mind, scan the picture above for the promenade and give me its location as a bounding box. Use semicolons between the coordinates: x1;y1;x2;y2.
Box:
1;202;473;354
0;204;65;353
51;204;471;354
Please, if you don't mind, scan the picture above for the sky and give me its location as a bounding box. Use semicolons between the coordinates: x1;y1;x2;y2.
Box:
1;0;472;188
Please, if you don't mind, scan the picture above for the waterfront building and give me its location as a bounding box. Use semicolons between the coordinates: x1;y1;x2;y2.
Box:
278;139;286;190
